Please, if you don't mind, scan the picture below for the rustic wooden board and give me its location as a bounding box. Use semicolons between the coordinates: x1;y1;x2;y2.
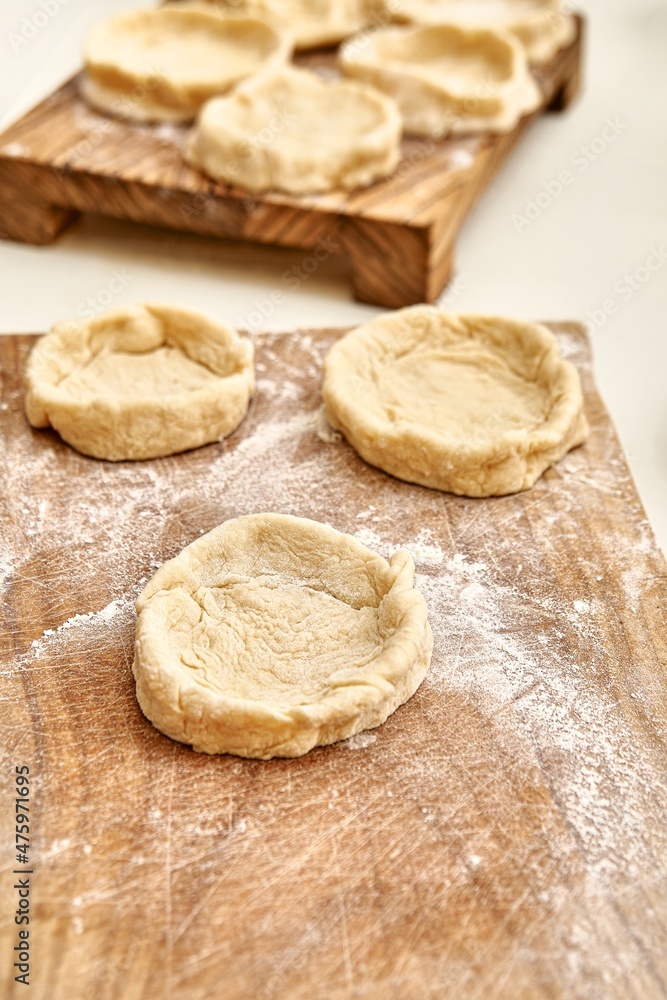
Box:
1;323;666;1000
0;24;582;308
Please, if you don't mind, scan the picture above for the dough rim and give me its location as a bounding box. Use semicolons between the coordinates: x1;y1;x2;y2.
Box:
322;307;590;497
79;74;196;125
23;303;255;462
192;0;368;50
340;21;541;138
185;66;403;195
394;0;577;64
132;514;433;759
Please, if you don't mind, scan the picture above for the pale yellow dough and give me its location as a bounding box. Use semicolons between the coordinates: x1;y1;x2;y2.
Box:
81;7;291;123
395;0;577;64
196;0;368;49
24;304;254;462
185;66;402;194
341;21;541;138
133;514;433;758
322;307;589;497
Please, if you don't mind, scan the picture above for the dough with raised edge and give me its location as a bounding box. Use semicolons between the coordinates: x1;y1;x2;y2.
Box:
185;66;402;194
24;304;255;462
322;306;589;497
341;21;541;137
196;0;368;50
395;0;577;64
81;6;291;123
133;513;433;758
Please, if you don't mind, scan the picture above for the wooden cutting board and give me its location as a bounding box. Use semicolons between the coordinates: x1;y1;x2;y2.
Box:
1;324;666;1000
0;22;582;309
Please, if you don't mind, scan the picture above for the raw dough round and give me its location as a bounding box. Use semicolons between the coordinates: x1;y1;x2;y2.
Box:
133;514;433;758
24;304;255;462
196;0;369;50
322;306;589;497
185;66;402;194
81;7;291;123
395;0;576;64
341;21;541;137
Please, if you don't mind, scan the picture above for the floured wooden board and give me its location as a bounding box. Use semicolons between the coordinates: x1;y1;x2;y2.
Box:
0;22;583;309
1;323;666;1000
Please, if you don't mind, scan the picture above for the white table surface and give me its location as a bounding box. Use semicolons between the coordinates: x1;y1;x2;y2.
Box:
1;0;665;551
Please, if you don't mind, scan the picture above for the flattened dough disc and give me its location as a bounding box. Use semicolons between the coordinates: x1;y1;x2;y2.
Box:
133;514;433;758
322;306;589;497
24;304;255;461
82;7;291;122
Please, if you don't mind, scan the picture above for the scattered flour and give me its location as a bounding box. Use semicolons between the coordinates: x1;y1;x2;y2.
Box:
0;142;30;157
29;597;133;659
315;406;342;444
415;545;666;882
3;326;666;934
353;526;390;556
342;732;377;750
150;122;185;143
44;838;71;857
0;555;13;590
448;147;475;171
99;597;127;621
407;528;445;567
354;526;444;567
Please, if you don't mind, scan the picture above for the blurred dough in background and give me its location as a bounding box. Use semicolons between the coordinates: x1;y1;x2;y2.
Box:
387;0;576;64
185;66;402;194
341;22;541;138
81;6;292;122
195;0;369;49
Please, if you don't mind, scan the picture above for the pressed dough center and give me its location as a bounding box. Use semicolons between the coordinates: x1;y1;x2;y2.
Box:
57;346;220;401
115;29;269;83
240;89;383;150
417;49;505;84
376;349;550;444
174;578;384;708
380;30;512;85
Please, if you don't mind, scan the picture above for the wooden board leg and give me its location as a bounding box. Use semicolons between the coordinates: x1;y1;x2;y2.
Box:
342;219;452;309
0;160;79;244
548;61;582;111
547;19;584;112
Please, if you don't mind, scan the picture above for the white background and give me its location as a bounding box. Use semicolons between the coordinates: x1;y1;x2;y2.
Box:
0;0;665;550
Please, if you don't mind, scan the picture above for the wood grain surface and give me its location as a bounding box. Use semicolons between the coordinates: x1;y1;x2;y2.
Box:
1;323;666;1000
0;23;583;308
